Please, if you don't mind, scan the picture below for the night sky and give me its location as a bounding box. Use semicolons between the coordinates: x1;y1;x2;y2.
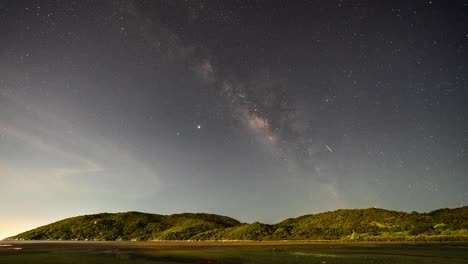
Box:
1;0;467;239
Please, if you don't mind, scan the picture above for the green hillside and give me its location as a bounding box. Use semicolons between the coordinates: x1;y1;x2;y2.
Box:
9;206;468;241
11;212;240;241
273;207;468;240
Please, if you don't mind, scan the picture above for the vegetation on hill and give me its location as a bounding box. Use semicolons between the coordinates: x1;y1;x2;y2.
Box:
10;206;468;241
273;207;468;241
11;212;240;241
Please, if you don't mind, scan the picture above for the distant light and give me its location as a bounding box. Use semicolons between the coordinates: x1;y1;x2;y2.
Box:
197;125;201;129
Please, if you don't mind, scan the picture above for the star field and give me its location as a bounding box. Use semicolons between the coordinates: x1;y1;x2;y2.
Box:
0;0;467;239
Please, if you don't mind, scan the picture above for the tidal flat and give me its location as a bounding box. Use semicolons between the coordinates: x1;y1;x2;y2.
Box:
1;241;468;264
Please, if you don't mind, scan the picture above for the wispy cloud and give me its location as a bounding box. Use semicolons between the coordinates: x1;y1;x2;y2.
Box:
0;89;160;198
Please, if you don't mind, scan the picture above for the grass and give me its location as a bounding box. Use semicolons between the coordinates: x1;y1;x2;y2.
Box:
1;241;468;263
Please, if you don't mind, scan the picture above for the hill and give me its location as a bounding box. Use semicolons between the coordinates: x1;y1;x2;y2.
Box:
273;207;468;240
9;206;468;241
11;212;240;241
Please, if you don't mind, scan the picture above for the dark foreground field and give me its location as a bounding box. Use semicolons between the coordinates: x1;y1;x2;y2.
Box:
1;241;467;264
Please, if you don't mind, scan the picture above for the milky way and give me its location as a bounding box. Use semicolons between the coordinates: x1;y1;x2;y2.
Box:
117;0;334;183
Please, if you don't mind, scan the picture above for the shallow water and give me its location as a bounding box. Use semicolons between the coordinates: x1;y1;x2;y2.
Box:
1;241;467;263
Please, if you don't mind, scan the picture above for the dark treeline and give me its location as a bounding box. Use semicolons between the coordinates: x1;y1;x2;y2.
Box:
10;206;468;241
